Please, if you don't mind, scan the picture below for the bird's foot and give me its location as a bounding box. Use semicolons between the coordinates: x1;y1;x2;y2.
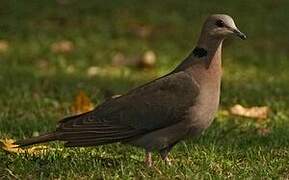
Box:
160;147;173;166
164;156;172;166
145;151;152;167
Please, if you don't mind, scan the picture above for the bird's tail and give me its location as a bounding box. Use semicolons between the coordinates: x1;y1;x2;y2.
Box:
15;132;58;147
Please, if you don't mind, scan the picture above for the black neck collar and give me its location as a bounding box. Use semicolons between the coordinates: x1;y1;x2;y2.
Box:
192;47;208;58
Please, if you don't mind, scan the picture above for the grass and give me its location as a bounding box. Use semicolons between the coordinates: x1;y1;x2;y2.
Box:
1;0;289;179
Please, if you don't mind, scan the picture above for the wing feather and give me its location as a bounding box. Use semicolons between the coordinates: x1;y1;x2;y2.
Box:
56;71;199;146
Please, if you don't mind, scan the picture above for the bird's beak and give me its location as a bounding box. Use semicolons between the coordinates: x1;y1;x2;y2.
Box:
232;28;247;40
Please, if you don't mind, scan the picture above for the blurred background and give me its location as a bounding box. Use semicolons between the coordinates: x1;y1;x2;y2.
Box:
1;0;289;178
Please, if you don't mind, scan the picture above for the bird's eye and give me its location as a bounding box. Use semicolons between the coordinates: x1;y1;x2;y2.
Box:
215;20;225;27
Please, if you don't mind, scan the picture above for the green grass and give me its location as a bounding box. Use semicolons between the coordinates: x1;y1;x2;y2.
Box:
1;0;289;179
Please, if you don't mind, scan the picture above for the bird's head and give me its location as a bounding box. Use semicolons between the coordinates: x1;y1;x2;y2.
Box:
202;14;246;40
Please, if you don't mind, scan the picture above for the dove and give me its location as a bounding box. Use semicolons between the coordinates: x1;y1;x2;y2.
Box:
14;14;246;167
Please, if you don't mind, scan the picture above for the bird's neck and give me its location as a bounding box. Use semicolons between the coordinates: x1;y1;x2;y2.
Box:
173;35;223;72
196;35;223;67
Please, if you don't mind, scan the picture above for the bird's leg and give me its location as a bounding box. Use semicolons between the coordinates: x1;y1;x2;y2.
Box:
160;143;177;166
145;151;152;167
160;148;172;166
164;156;172;166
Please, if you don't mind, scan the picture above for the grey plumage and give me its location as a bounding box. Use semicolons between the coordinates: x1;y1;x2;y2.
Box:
15;14;246;166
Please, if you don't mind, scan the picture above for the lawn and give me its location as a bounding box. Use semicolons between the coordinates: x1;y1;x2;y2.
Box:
1;0;289;179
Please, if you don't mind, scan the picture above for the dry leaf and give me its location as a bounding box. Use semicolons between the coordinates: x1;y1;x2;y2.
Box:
0;139;48;155
0;40;9;53
71;90;94;115
112;52;127;67
87;66;101;77
0;138;18;150
51;40;74;53
1;138;60;155
229;104;270;119
87;66;129;77
111;94;121;99
136;50;156;69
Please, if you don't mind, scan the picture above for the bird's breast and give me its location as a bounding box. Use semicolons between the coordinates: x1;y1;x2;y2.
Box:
188;63;222;130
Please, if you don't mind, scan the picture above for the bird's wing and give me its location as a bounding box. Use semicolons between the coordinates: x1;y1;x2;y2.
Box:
57;71;200;146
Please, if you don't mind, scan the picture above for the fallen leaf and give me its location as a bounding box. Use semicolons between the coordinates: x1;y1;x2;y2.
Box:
51;40;74;53
87;66;130;78
135;50;156;69
71;90;94;115
111;94;122;99
229;104;270;119
0;138;60;155
87;66;101;77
112;52;127;67
0;138;18;150
0;40;9;53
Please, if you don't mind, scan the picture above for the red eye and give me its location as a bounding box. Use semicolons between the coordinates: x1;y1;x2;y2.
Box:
215;20;224;27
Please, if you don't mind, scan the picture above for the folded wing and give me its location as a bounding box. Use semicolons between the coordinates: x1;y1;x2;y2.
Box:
56;71;200;146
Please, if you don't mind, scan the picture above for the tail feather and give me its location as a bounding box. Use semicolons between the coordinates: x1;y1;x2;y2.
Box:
15;132;58;147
